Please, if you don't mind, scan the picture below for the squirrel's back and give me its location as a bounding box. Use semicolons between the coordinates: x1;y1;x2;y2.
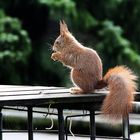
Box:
70;47;103;92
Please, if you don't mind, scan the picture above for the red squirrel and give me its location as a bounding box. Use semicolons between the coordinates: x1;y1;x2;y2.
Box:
51;21;137;120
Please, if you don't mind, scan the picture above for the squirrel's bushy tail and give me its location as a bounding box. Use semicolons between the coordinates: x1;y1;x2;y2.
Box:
102;66;137;120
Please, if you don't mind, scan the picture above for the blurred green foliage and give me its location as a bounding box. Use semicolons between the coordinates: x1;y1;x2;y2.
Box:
0;10;31;61
97;20;140;70
38;0;77;18
0;0;140;87
0;9;31;84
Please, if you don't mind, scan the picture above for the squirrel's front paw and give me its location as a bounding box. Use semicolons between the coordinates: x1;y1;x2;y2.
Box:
51;52;61;61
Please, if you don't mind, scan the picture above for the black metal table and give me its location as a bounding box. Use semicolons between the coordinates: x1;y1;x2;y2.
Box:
0;85;139;140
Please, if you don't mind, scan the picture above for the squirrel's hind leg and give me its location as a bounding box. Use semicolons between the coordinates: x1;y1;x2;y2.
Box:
70;87;84;94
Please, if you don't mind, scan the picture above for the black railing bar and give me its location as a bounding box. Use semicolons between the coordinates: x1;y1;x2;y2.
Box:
82;110;101;115
65;114;90;119
57;106;65;140
3;106;102;116
94;112;102;115
65;112;102;120
27;106;33;140
0;108;2;140
3;106;58;116
3;107;101;116
89;109;95;140
33;129;58;133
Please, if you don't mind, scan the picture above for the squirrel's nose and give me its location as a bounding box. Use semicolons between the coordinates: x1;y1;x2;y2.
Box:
52;46;57;52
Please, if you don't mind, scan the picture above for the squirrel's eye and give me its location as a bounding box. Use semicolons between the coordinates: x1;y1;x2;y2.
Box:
56;41;59;44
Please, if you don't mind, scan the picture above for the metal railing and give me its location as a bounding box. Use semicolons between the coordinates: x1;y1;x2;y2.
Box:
0;86;139;140
0;104;139;140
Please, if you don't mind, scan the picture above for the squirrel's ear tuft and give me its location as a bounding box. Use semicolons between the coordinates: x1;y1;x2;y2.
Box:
60;20;69;36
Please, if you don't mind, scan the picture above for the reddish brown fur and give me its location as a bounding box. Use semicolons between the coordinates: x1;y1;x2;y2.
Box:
51;21;137;120
102;66;137;120
51;21;102;93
